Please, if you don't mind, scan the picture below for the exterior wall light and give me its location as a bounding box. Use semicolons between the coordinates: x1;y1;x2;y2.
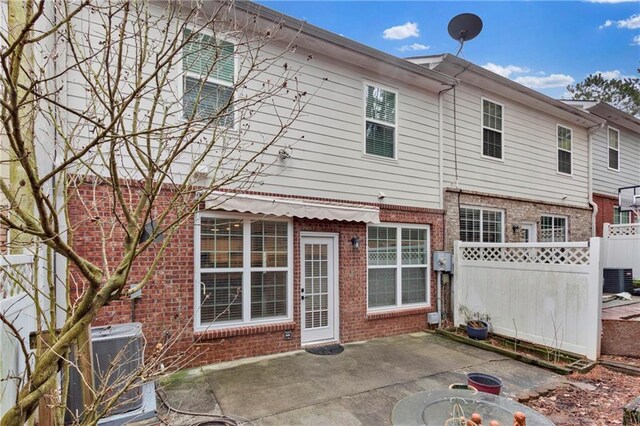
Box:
351;236;360;249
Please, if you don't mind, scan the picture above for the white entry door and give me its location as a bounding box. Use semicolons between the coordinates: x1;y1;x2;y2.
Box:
522;223;537;243
300;235;338;345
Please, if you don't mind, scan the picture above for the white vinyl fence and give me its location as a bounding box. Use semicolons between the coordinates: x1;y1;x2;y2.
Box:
453;238;602;360
0;254;40;419
602;223;640;279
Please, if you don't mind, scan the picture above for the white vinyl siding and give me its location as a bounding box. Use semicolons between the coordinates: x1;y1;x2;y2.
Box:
367;224;429;310
64;7;444;209
196;214;292;329
482;99;503;160
364;83;397;159
608;127;620;171
183;29;235;126
540;215;567;242
557;125;572;175
441;85;590;206
592;125;640;196
459;207;504;243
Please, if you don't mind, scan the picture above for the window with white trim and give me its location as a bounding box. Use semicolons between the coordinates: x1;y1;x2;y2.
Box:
540;215;567;242
197;215;291;327
608;127;619;171
614;206;631;225
364;84;397;158
367;225;429;309
183;29;234;126
557;125;572;175
482;99;503;159
459;207;504;243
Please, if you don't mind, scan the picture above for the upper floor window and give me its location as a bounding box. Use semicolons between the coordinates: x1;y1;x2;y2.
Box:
460;207;504;243
540;215;567;242
183;29;235;127
608;127;620;171
482;99;503;159
614;206;631;225
557;125;572;175
196;215;292;328
364;84;397;159
367;225;429;310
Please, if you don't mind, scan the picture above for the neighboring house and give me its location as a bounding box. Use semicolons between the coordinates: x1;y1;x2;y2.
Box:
562;101;640;235
407;54;604;250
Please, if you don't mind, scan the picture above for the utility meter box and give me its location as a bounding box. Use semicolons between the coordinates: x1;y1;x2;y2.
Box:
433;251;452;272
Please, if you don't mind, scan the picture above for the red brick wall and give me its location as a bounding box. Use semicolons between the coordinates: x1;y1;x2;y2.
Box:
594;193;617;237
68;183;443;367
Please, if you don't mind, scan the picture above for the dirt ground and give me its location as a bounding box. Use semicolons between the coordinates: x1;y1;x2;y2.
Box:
523;362;640;425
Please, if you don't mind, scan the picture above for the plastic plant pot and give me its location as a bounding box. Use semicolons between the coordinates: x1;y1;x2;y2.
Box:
467;372;503;395
466;320;489;340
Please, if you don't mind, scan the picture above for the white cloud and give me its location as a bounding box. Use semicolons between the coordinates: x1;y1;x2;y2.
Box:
382;22;419;40
514;74;575;89
600;14;640;29
398;43;430;52
482;63;530;78
633;34;640;44
597;69;623;79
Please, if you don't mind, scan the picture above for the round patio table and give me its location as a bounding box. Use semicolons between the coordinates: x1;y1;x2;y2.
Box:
391;389;554;425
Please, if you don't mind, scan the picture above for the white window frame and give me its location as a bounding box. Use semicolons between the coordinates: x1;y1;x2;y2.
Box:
556;124;573;176
193;212;293;331
362;81;399;161
480;97;504;162
181;27;238;130
608;126;620;172
614;206;631;225
366;223;430;312
459;205;505;243
540;214;568;242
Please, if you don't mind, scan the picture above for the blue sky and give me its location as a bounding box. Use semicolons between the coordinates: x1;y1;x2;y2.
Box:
258;1;640;98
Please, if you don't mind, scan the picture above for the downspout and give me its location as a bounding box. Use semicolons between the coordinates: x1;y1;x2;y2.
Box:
587;122;605;237
438;91;444;210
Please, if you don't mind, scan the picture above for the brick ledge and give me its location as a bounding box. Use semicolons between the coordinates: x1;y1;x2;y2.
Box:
194;322;296;341
367;306;432;321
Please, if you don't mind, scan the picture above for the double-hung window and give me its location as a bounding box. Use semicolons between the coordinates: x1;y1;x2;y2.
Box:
197;215;291;328
557;125;572;175
608;127;620;171
614;207;631;225
183;29;235;126
367;225;429;310
540;215;567;242
482;99;503;159
459;207;503;243
364;83;397;159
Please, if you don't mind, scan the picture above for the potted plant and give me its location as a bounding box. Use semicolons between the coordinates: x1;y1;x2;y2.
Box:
459;305;491;340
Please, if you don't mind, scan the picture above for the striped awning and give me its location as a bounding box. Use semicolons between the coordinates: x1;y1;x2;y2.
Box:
205;192;380;223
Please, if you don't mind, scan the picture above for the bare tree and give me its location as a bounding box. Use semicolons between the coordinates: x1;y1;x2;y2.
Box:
0;0;314;424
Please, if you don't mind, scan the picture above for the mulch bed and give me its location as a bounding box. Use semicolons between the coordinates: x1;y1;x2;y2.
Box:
523;364;640;425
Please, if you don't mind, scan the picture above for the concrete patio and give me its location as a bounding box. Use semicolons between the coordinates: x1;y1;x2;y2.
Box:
152;332;565;425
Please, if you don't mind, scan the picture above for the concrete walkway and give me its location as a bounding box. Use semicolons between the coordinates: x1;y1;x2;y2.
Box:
155;332;564;425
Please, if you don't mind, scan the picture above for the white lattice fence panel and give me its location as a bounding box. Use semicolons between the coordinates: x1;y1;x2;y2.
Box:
606;223;640;237
0;255;34;298
461;245;590;265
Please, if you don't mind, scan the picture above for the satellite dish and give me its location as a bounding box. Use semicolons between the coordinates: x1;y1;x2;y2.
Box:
448;13;483;43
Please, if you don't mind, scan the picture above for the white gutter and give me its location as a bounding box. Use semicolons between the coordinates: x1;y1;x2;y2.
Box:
588;122;606;236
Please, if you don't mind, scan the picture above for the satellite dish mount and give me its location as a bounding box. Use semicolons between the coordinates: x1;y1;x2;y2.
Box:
447;13;483;56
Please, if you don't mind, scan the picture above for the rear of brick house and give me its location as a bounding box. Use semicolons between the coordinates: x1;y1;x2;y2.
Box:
65;1;458;366
62;2;610;367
